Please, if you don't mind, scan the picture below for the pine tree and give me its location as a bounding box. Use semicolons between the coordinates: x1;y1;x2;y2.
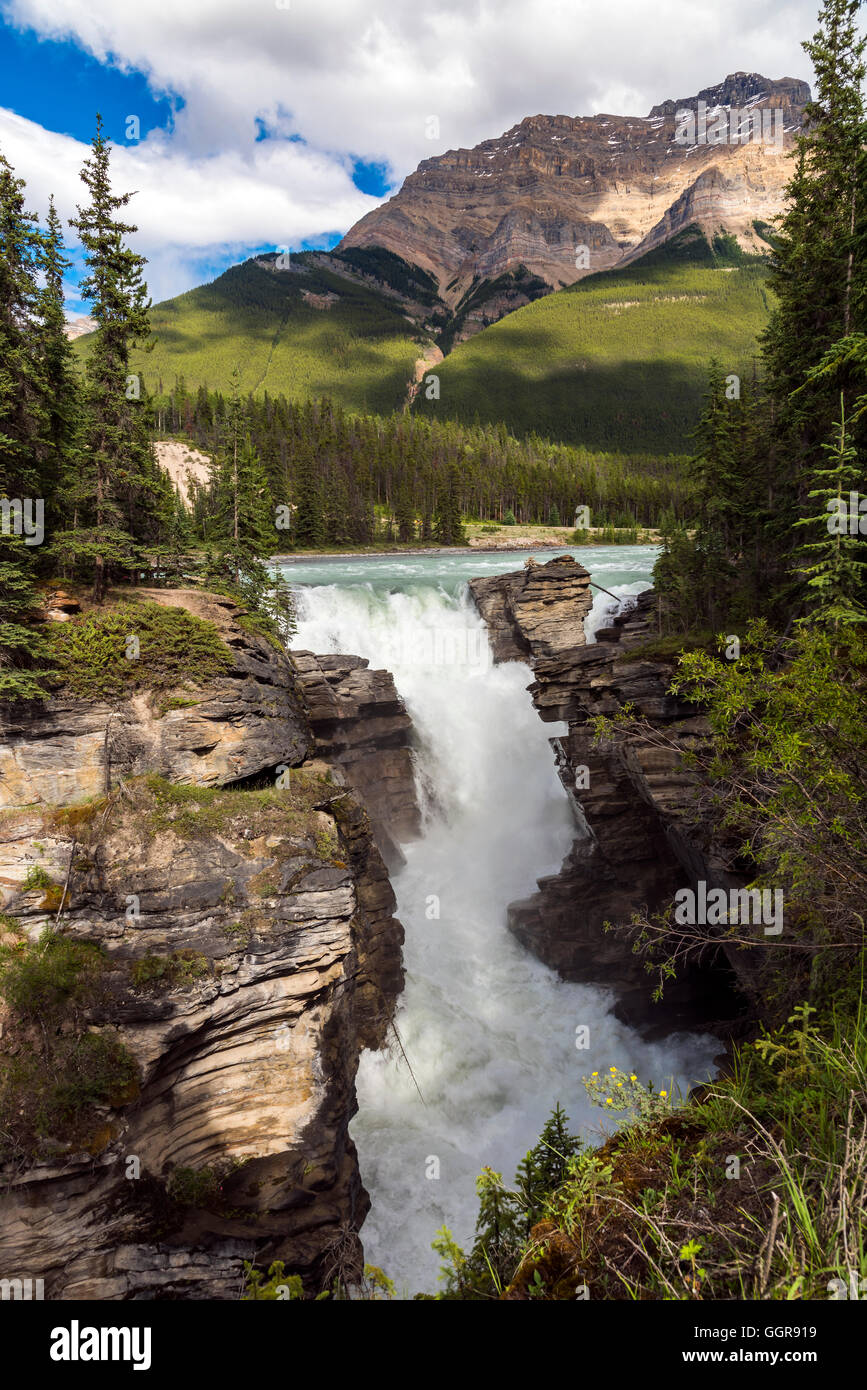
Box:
35;196;81;512
434;463;466;545
0;149;44;499
0;148;51;698
394;481;416;543
467;1167;522;1294
66;116;171;600
292;440;325;548
0;538;52;699
212;432;276;565
763;1;866;460
794;393;866;626
206;382;293;637
515;1103;582;1230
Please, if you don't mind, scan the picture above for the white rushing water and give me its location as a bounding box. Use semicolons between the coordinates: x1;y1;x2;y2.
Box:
288;552;718;1296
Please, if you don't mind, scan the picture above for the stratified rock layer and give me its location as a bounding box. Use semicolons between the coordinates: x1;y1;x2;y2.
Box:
0;592;412;1299
0;589;311;809
0;776;402;1298
469;555;594;663
291;651;421;866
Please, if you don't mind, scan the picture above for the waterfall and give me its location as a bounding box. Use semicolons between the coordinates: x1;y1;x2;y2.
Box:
290;564;718;1296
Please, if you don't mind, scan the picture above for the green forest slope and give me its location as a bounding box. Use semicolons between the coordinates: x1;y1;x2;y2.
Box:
413;226;775;452
76;252;425;416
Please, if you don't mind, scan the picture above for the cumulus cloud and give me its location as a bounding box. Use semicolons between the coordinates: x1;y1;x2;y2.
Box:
5;0;823;166
1;0;830;301
0;107;378;305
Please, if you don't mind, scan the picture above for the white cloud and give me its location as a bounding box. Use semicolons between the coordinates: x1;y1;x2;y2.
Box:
1;0;832;301
5;0;823;166
0;107;378;304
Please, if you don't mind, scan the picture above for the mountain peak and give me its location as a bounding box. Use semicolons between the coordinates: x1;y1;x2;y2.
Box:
648;72;811;118
339;75;806;330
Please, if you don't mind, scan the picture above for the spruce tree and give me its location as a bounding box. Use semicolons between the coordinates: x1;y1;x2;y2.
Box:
0;149;51;698
763;1;866;463
515;1103;582;1231
35;196;81;512
292;440;325;548
794;394;866;625
66;116;171;600
464;1167;522;1296
0;538;52;699
394;481;416;543
0;149;44;499
434;463;466;545
206;376;293;637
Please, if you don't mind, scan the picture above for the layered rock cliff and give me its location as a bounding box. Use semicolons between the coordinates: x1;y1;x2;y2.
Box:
469;557;748;1036
0;591;417;1298
291;651;420;868
340;74;808;309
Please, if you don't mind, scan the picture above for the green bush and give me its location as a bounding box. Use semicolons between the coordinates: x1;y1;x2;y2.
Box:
47;601;233;699
0;1030;138;1160
166;1165;221;1207
0;929;105;1021
0;931;138;1161
130;948;210;992
21;865;54;892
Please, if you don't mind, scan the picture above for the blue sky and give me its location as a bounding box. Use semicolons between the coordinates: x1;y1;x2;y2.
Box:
0;13;395;311
0;22;180;145
0;0;833;313
0;20;393;196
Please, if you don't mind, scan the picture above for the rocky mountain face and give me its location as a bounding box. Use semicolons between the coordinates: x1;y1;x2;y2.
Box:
340;73;808;317
470;557;754;1037
0;593;419;1298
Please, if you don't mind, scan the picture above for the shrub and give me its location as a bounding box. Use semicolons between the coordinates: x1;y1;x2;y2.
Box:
130;949;210;992
47;601;233;699
0;1025;138;1161
166;1165;221;1207
0;929;105;1021
22;864;53;892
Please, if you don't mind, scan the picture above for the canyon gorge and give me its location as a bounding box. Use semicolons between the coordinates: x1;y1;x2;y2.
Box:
0;551;743;1296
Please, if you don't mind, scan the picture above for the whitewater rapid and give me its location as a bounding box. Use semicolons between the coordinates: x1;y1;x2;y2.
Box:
289;563;718;1295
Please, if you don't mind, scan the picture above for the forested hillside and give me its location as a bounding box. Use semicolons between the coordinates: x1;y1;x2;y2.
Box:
75;252;428;417
414;227;774;452
155;385;692;547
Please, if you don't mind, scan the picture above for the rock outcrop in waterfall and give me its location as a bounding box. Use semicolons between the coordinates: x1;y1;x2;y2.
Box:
470;556;748;1036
